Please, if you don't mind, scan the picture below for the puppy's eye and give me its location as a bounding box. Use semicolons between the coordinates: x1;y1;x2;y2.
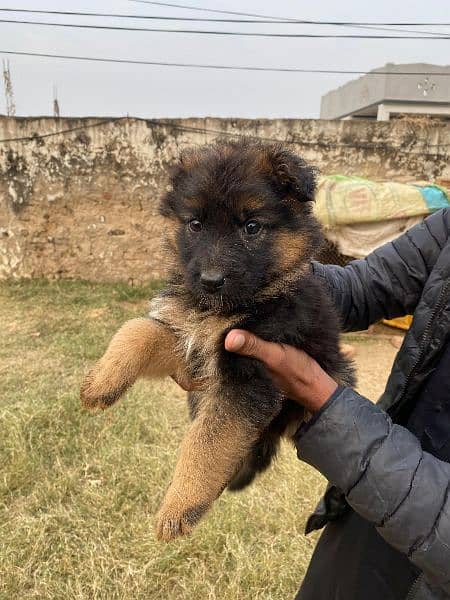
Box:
188;219;202;232
244;219;262;235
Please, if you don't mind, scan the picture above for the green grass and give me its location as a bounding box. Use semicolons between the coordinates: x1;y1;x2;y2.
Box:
0;280;325;600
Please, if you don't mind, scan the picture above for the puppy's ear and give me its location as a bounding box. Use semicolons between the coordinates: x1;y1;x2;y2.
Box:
266;146;317;203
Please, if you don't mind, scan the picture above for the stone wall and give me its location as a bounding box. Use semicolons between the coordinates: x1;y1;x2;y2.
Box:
1;116;449;283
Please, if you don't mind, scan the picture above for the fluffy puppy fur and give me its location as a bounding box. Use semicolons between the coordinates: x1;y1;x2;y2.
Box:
81;139;355;541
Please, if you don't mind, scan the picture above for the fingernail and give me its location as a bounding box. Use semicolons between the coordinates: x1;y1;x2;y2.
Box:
229;333;246;351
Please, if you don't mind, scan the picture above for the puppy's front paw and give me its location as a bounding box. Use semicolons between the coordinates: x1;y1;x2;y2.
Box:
80;363;129;410
155;498;210;542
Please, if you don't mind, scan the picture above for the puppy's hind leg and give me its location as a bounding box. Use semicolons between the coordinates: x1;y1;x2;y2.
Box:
156;390;261;541
156;374;282;541
80;318;183;410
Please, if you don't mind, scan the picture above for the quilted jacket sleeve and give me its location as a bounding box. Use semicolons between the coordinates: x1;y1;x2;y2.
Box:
295;387;450;594
313;208;450;331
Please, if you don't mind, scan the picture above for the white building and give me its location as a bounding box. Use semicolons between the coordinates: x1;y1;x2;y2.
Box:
320;63;450;121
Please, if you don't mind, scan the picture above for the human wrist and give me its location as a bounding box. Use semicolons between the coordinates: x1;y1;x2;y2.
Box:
304;364;338;413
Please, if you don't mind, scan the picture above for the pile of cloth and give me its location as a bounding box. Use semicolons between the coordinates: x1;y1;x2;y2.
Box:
314;175;450;259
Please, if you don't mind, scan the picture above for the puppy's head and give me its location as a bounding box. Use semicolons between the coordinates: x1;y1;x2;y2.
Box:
160;139;322;311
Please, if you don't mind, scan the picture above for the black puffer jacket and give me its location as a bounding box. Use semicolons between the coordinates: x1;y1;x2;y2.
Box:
295;209;450;599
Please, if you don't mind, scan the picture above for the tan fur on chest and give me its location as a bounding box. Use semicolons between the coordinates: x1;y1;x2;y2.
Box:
149;295;239;383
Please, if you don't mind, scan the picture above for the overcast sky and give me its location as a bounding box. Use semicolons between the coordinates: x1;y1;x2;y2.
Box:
1;0;449;119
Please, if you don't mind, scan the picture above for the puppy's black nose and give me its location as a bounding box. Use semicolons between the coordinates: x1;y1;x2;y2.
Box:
200;271;225;291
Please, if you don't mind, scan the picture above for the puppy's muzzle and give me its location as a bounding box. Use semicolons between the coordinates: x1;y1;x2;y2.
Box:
200;271;225;293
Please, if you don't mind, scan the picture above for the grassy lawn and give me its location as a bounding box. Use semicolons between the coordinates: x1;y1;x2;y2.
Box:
1;280;331;600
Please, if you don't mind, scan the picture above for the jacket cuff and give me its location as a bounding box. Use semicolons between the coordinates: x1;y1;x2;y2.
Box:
294;387;392;494
295;385;345;438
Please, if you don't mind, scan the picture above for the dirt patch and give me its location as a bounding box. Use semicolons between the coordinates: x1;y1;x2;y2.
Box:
345;328;404;402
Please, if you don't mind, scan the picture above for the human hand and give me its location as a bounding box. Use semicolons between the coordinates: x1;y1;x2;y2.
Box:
224;330;338;413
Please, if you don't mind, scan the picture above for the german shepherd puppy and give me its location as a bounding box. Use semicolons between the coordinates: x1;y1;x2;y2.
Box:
80;139;355;542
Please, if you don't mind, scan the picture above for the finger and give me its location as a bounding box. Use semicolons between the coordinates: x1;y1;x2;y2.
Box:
225;329;265;356
224;330;247;352
171;374;190;391
225;330;286;370
171;374;202;392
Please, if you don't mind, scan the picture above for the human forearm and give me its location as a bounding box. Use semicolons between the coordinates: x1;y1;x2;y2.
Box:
312;208;450;331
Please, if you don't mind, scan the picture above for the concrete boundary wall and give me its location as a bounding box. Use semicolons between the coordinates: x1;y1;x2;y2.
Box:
1;116;449;282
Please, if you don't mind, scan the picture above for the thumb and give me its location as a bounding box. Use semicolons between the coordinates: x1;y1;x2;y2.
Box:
225;329;269;361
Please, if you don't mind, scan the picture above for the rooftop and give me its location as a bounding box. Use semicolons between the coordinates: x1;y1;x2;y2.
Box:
320;63;450;120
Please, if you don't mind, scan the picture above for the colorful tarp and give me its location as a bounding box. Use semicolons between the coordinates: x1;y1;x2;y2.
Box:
314;176;450;259
314;175;450;229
